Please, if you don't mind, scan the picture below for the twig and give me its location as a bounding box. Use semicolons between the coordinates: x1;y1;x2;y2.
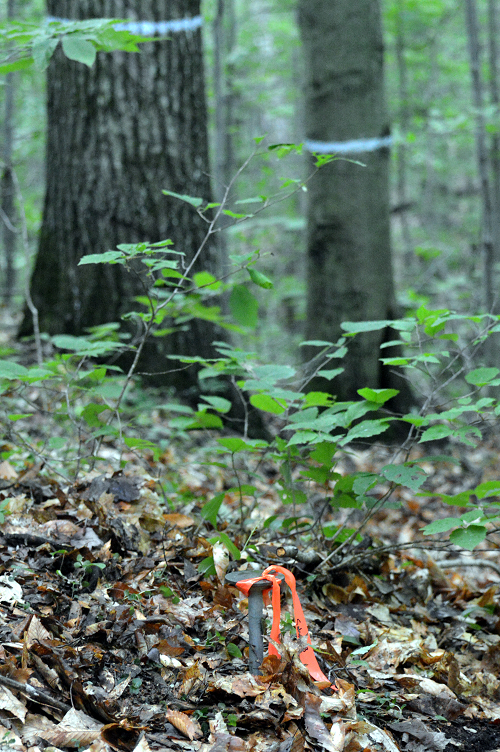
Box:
11;169;43;368
438;557;500;577
0;674;71;713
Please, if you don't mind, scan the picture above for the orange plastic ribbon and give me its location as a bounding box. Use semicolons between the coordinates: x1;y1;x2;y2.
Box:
235;565;331;687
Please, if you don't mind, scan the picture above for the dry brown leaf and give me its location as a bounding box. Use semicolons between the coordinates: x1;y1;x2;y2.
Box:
0;460;18;479
418;677;456;698
37;727;101;747
346;720;400;752
178;660;204;696
101;722;144;751
164;513;195;528
131;736;152;752
0;685;27;722
212;543;230;584
278;730;305;752
24;615;51;647
165;709;202;740
319;678;356;715
0;721;23;750
304;693;343;752
208;673;266;698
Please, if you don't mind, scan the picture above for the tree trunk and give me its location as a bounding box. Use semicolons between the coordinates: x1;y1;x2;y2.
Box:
2;0;16;305
465;0;495;315
298;0;412;410
19;0;218;394
488;0;500;284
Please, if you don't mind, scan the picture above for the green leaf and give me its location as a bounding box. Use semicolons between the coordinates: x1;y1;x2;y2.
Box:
449;525;487;551
201;492;225;527
380;357;409;366
199;396;232;413
193;411;224;429
475;480;500;499
352;474;378;496
78;251;125;265
247;268;273;289
341;320;393;333
48;437;67;450
124;437;158;455
317;368;344;380
287;430;321;446
310;441;337;464
198;556;216;576
340;419;390;444
226;643;243;658
0;57;34;73
438;491;472;506
229;285;258;329
357;388;399;404
193;271;220;290
214;532;241;560
81;403;108;427
419;425;454;442
381;464;427;491
61;36;96;66
300;340;334;347
32;36;59;70
217;437;248;452
162;189;204;207
8;414;33;421
250;393;286;414
304;392;334;406
217;437;268;452
252;364;296;382
0;361;29;379
465;367;500;386
422;518;462;534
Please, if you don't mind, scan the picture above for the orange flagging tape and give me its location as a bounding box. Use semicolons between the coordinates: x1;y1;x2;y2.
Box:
235;565;332;687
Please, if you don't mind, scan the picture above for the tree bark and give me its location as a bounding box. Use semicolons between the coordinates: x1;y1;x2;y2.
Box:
19;0;218;394
465;0;495;315
298;0;412;410
2;0;16;305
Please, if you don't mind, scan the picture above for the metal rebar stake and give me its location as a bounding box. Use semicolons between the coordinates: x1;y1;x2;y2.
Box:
225;569;284;675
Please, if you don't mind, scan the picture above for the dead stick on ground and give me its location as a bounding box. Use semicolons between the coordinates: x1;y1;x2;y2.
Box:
0;674;71;713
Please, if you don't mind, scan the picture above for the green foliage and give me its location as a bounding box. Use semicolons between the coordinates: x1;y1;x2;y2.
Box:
2;14;499;560
0;18;155;73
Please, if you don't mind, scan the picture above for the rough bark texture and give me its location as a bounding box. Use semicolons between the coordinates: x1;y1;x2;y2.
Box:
298;0;412;410
20;0;218;393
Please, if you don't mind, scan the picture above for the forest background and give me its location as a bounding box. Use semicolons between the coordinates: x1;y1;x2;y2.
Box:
4;4;500;749
2;0;500;555
3;0;496;348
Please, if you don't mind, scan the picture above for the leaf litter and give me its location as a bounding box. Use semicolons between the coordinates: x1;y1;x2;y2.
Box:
2;434;500;751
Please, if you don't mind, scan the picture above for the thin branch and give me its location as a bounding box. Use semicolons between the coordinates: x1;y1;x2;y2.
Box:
0;674;71;713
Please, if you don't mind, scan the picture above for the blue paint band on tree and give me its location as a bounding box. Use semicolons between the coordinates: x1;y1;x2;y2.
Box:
46;16;203;34
304;135;393;154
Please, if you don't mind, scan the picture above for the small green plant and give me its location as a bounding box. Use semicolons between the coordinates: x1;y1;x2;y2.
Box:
129;677;143;695
74;554;106;573
159;586;180;604
1;122;500;563
0;499;12;524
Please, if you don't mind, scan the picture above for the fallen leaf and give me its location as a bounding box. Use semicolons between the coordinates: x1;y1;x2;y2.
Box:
165;710;202;740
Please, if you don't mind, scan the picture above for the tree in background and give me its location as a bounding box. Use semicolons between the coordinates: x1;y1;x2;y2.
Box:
298;0;412;409
19;0;218;394
1;0;16;305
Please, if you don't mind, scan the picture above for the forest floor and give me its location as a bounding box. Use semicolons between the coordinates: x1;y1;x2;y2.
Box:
2;418;500;752
2;299;500;752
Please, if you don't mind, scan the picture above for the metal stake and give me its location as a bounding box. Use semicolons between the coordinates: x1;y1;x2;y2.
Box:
225;569;284;675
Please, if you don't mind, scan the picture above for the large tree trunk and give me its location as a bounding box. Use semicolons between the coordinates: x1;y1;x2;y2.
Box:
298;0;412;410
20;0;218;394
2;0;16;305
